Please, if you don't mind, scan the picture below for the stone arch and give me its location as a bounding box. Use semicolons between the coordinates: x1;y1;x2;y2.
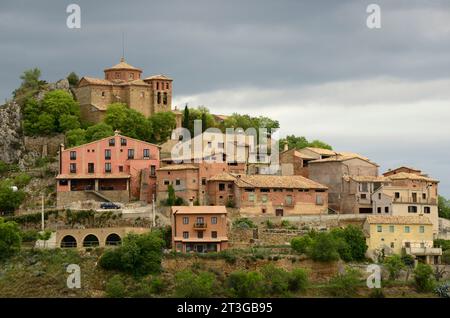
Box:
60;235;77;248
105;233;122;246
83;234;100;247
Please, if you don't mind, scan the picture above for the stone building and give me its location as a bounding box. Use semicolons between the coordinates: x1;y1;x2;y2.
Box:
207;173;328;216
364;215;442;264
56;132;160;207
74;57;177;124
171;205;228;253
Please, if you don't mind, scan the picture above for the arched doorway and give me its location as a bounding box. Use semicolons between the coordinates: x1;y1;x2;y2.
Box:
83;234;99;247
60;235;77;248
105;233;122;246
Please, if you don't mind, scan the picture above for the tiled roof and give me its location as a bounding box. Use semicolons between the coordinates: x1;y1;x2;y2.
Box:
366;215;432;225
208;172;238;182
144;74;172;81
79;77;113;86
303;147;336;156
171;206;227;215
387;172;438;183
157;164;199;171
105;58;141;71
310;153;379;166
343;175;391;182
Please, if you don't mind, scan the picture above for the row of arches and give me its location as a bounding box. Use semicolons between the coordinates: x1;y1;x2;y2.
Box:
60;233;121;248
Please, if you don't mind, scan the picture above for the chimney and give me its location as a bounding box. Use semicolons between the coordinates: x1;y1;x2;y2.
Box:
284;143;289;151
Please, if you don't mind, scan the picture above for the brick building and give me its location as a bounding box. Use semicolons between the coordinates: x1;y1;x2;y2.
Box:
171;205;228;253
74;57;178;124
56;132;160;207
207;173;328;216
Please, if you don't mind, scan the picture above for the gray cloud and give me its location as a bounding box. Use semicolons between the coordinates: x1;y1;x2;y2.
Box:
0;0;449;195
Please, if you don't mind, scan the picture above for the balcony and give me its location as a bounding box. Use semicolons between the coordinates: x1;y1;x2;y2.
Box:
193;222;207;230
405;247;442;256
393;197;437;205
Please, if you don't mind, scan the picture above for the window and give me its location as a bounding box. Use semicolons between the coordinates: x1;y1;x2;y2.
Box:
59;179;68;186
196;217;204;224
143;149;150;158
261;194;268;203
412;192;417;202
218;142;224;149
422;193;426;200
260;188;270;192
390;242;395;248
212;231;217;238
385;207;389;213
140;91;144;98
316;195;323;205
377;225;382;232
129;73;134;80
424;206;431;214
378;193;382;200
70;163;76;173
166;83;169;89
88;163;94;173
389;225;395;233
175;179;181;186
101;91;105;97
419;225;425;233
119;166;123;172
377;207;381;214
360;182;368;192
408;206;418;213
361;194;367;199
156;82;160;90
115;72;120;79
150;165;156;176
197;232;203;239
395;192;400;199
105;149;111;160
157;92;161;104
163;180;170;186
248;193;255;202
262;207;267;213
201;178;206;186
121;138;127;146
183;217;189;225
105;162;112;173
404;226;410;233
183;231;189;239
219;183;225;191
211;217;217;224
109;138;115;146
70;151;76;160
163;92;168;105
285;195;293;205
127;149;135;159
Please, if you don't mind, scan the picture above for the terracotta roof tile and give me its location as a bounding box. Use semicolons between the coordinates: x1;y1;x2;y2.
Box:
366;215;432;225
157;164;199;171
171;206;227;215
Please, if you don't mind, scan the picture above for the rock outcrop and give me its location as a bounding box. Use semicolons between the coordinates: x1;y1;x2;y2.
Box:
0;101;25;164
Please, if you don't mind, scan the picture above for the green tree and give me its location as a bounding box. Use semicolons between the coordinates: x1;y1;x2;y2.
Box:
279;134;333;152
438;196;450;220
384;254;405;280
226;271;265;298
288;268;309;292
182;104;190;129
175;270;217;298
261;264;290;296
414;263;435;292
0;218;22;260
105;103;152;141
105;275;126;298
66;128;87;147
59;114;81;132
148;111;176;143
166;184;176;206
85;122;114;142
36;113;56;135
67;72;79;87
13;68;46;99
326;267;362;297
291;235;313;254
308;232;340;262
13;173;32;188
330;225;367;262
0;180;26;214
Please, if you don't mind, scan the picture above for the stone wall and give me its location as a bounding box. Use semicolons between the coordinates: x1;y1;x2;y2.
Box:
24;134;65;158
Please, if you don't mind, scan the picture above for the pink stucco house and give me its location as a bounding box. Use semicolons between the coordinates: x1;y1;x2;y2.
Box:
56;131;160;207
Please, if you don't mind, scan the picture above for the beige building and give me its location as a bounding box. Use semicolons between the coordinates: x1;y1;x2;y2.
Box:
372;171;440;237
74;57;176;124
364;215;442;264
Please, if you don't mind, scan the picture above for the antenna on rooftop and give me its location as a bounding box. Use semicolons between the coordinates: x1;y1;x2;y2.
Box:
121;31;125;61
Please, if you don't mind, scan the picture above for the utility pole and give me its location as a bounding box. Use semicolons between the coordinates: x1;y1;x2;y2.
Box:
41;194;45;232
152;194;156;227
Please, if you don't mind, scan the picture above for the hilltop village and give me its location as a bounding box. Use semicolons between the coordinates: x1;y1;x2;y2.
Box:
0;58;449;298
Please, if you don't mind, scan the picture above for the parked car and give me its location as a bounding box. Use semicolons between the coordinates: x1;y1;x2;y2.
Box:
100;202;121;209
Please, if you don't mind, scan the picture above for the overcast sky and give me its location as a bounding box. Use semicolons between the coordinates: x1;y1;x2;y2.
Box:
1;0;449;196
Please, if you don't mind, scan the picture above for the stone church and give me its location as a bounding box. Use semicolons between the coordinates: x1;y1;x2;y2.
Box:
74;57;181;125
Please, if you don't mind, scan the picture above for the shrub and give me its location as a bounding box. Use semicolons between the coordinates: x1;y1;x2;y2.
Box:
0;180;26;214
434;239;450;251
442;250;450;265
330;225;367;262
288;268;309;292
384;254;405;280
13;173;32;188
261;264;290;296
233;218;256;229
226;271;265;298
369;288;385;298
414;263;436;292
265;220;275;229
175;270;216;298
326;267;362;298
0;218;22;259
105;275;126;298
151;277;165;294
434;282;450;298
99;232;164;276
308;232;340;262
218;250;237;264
20;229;39;242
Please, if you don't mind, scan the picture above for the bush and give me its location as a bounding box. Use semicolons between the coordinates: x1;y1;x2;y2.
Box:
434;282;450;298
99;232;164;276
308;232;340;262
0;180;26;214
291;236;313;254
326;267;362;297
414;263;436;292
384;254;405;280
226;271;265;298
175;270;217;298
233;218;256;229
151;277;165;294
105;275;126;298
330;225;367;262
369;288;385;298
442;250;450;265
0;218;22;260
13;173;32;188
288;268;309;292
265;220;275;229
434;239;450;251
261;264;290;296
20;229;39;242
218;250;237;264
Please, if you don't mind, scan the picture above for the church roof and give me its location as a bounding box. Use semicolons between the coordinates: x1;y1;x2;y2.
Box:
144;74;173;81
104;57;142;72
